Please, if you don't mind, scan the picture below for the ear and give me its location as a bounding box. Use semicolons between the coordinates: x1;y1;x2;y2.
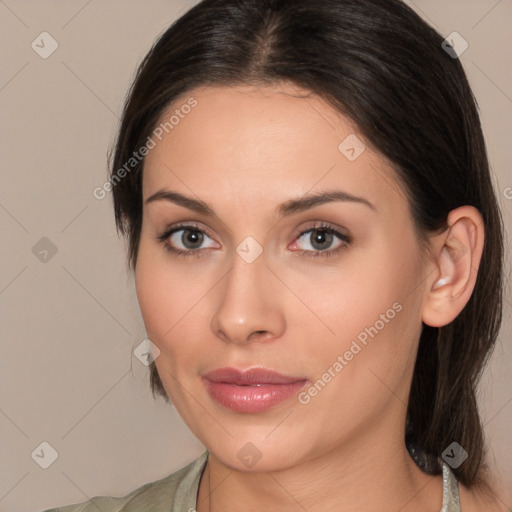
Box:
421;206;485;328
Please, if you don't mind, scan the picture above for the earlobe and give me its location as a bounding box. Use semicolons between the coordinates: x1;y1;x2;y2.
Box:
421;206;484;328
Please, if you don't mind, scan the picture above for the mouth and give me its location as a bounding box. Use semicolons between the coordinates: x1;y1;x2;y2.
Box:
202;367;308;413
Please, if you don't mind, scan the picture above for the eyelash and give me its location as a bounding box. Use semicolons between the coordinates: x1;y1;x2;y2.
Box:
156;222;352;260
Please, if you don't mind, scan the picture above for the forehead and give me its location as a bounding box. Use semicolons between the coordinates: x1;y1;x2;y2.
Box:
142;83;408;220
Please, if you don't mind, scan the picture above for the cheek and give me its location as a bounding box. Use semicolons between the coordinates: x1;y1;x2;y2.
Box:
299;235;423;389
134;250;198;399
301;241;417;344
134;243;211;359
135;257;168;341
135;242;185;346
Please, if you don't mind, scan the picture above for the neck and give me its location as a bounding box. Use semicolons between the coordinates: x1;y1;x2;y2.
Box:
196;425;444;512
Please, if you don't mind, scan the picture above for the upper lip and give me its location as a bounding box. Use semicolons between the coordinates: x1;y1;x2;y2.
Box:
203;367;306;385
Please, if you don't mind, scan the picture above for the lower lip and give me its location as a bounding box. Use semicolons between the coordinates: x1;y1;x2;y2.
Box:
203;379;308;413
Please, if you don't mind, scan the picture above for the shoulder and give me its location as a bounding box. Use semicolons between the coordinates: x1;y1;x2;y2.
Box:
42;451;209;512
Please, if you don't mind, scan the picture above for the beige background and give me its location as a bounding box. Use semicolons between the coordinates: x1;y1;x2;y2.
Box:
0;1;510;510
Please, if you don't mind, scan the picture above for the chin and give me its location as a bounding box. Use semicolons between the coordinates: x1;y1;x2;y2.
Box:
202;430;309;473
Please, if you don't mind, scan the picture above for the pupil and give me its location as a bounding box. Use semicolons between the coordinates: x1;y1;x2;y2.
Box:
312;230;332;250
183;230;203;249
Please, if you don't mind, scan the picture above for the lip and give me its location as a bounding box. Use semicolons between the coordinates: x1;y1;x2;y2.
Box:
202;367;308;413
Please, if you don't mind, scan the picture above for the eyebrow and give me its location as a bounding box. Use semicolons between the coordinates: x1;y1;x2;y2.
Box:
144;189;376;218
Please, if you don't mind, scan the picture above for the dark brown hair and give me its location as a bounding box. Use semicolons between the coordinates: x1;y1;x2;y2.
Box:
109;0;504;490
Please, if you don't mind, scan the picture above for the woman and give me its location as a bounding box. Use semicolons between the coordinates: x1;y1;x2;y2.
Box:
45;0;507;510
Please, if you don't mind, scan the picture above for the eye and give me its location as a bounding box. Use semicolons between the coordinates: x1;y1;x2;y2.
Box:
157;221;351;260
157;223;218;258
289;223;351;258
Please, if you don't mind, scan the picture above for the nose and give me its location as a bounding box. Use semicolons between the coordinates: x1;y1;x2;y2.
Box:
210;248;286;345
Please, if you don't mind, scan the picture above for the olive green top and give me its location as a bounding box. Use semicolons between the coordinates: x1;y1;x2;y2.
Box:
43;451;461;511
43;451;209;512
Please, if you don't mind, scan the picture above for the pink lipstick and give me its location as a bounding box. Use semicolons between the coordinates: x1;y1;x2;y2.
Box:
202;367;307;413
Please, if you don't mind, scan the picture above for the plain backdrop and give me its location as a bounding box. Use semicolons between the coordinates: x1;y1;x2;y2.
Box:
0;1;511;511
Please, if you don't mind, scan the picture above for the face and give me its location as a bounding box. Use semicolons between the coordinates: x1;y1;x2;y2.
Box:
135;83;429;472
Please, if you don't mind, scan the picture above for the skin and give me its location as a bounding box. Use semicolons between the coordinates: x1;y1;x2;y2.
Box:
135;83;494;511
